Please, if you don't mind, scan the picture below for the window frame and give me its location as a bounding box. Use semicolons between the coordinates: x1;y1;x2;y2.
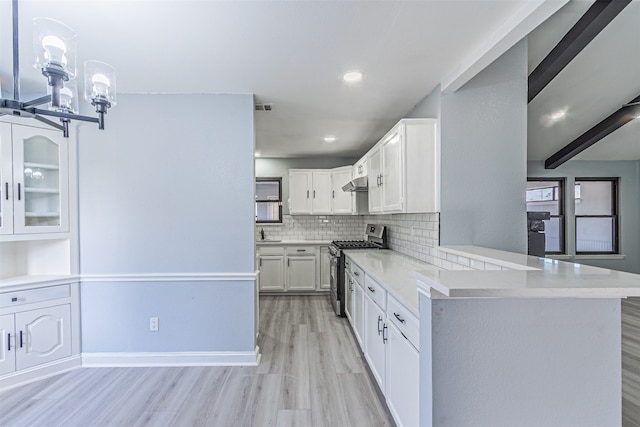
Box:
574;177;619;255
526;178;566;255
255;177;283;224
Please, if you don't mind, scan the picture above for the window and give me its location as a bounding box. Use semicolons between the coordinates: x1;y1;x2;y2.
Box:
526;179;565;254
256;177;282;223
575;178;618;254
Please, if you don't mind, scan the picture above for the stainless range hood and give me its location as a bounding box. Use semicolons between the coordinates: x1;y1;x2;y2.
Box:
342;176;368;192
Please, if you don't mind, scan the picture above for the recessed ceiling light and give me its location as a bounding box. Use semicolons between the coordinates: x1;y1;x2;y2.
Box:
254;152;261;157
343;70;363;83
550;110;566;121
324;135;336;143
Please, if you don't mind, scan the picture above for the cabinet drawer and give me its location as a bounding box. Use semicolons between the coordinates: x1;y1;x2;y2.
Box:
286;246;317;256
350;262;364;287
363;274;386;309
0;285;71;308
387;295;419;350
258;246;285;255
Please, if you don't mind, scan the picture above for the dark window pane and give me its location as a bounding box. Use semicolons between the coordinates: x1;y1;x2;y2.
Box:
576;217;614;252
256;202;281;222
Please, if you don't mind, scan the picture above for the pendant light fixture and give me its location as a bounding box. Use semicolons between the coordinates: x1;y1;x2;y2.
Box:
0;0;116;137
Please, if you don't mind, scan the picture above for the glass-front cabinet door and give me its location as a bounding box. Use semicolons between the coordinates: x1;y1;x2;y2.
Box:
11;126;69;234
0;124;14;235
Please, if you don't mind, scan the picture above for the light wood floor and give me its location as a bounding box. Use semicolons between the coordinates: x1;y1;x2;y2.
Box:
0;295;394;427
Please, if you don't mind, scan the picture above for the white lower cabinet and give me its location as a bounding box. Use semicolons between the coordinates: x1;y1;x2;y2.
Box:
364;294;386;389
386;321;419;427
287;256;316;291
353;282;364;348
258;255;285;291
0;304;72;374
344;270;354;323
319;246;330;290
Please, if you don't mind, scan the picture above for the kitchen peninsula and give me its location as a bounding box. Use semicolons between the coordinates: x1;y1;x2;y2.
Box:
414;245;640;427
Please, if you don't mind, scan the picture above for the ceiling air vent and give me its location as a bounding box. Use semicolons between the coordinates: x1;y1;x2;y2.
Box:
255;103;273;112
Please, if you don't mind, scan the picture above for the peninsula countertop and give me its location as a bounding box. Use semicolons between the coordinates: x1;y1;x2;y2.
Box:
344;249;442;316
415;245;640;299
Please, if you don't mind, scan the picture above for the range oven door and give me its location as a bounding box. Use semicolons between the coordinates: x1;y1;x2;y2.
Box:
329;252;341;316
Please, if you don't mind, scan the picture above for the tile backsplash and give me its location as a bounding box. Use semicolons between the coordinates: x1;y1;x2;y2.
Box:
258;213;512;271
256;215;365;241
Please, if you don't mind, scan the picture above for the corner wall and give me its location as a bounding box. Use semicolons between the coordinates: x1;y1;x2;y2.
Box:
439;39;528;254
77;94;257;358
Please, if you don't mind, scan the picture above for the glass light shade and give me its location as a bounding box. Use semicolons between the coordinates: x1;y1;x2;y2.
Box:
83;60;117;106
33;18;77;78
49;80;79;113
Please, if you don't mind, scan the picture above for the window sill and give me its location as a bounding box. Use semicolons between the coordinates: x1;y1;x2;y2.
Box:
574;254;625;261
547;255;572;261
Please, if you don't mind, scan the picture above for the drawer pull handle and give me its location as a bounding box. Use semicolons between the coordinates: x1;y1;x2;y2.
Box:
17;183;21;201
394;312;405;323
377;316;382;335
4;182;7;200
382;324;388;343
367;286;375;293
401;331;409;341
296;249;306;252
7;333;11;351
353;271;360;276
19;331;23;348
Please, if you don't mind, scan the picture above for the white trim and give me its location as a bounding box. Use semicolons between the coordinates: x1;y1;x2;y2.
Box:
0;355;82;391
80;272;258;282
442;0;568;92
81;346;261;367
574;254;626;261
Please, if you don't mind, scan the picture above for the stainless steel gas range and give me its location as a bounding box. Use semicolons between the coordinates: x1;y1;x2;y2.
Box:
329;224;387;316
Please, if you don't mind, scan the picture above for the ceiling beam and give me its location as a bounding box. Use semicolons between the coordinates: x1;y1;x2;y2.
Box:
528;0;631;103
544;95;640;169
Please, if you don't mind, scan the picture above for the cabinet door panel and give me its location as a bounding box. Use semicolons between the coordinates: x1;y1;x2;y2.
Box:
311;171;332;214
354;284;364;349
12;125;69;234
331;169;353;214
287;256;316;290
15;304;71;370
289;171;312;214
0;124;14;235
368;150;382;213
345;271;354;322
319;246;331;290
382;132;403;212
386;322;419;427
259;256;285;291
364;295;386;389
0;314;16;375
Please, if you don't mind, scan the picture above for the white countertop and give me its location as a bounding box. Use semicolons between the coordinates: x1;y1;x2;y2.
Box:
344;250;442;316
256;240;331;245
0;274;80;292
416;245;640;299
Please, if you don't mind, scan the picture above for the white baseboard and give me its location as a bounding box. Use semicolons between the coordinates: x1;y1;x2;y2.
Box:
0;355;82;391
81;346;261;367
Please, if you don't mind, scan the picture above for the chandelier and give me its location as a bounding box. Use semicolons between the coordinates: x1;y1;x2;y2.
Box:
0;0;116;137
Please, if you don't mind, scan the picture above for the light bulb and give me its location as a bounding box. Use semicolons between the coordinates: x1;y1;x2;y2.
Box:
41;35;67;66
59;87;74;110
91;73;110;97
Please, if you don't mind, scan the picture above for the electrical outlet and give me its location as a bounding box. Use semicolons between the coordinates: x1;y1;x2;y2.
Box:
149;317;159;332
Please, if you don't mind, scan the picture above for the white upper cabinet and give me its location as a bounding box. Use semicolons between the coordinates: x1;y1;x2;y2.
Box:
311;171;332;214
367;118;439;215
1;123;70;235
289;168;358;215
367;148;382;213
331;167;353;214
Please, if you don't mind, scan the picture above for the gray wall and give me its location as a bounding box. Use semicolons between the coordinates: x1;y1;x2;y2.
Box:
255;157;357;215
528;160;640;274
438;40;528;254
406;42;528;253
78;94;256;352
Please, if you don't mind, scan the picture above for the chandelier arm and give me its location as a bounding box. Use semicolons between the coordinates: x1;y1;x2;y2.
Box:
23;95;53;108
32;107;100;124
12;0;20;100
33;115;65;131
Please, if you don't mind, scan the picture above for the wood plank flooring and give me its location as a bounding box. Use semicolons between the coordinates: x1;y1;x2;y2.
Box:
0;295;394;427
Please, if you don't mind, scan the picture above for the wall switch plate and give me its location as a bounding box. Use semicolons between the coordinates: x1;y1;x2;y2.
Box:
149;317;159;331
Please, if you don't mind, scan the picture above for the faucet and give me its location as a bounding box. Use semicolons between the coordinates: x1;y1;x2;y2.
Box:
260;227;265;241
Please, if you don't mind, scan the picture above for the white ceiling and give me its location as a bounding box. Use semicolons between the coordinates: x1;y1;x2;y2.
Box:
3;0;636;163
527;0;640;162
